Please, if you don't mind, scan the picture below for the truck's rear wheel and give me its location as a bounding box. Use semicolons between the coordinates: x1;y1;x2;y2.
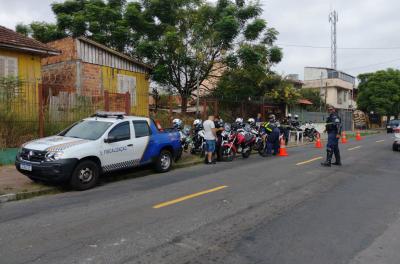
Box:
155;150;172;173
70;160;100;191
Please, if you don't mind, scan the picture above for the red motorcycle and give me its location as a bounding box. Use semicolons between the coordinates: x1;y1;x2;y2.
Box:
221;123;256;161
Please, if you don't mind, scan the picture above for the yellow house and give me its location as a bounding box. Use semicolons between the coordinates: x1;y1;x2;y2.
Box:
0;25;59;83
0;25;59;125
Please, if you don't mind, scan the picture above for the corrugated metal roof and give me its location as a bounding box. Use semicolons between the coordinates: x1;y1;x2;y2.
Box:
0;25;60;55
77;37;152;71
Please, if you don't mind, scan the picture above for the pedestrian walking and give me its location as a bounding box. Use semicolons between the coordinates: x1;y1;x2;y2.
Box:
321;105;342;167
203;115;223;164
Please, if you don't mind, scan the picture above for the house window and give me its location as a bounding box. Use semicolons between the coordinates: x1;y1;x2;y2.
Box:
117;74;137;106
0;56;18;78
343;91;347;102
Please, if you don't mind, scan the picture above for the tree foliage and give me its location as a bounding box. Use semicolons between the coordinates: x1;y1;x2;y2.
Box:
357;69;400;117
299;88;326;111
17;0;283;113
265;80;300;106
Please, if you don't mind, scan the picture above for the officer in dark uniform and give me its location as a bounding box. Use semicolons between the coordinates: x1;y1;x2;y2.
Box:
321;105;342;167
281;114;292;145
214;116;224;161
262;114;280;156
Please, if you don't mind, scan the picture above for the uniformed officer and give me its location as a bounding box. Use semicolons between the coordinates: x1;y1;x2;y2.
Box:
262;114;280;156
281;113;292;145
321;105;342;167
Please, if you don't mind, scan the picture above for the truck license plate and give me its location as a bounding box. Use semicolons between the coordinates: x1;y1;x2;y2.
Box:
20;163;32;172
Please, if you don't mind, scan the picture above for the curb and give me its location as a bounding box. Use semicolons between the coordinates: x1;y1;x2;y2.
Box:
0;188;59;204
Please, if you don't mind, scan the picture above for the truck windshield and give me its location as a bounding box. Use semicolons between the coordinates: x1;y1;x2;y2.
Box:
60;120;113;140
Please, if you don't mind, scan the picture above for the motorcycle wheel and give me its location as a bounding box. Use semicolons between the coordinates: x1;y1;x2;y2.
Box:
242;148;251;158
222;146;235;162
257;142;265;156
254;141;263;152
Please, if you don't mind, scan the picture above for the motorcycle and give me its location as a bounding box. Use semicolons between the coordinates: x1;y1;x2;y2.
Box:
179;125;191;152
250;124;264;154
301;121;319;142
190;124;206;157
221;123;256;161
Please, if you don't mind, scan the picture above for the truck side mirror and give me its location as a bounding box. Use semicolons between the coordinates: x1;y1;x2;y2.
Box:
104;136;117;143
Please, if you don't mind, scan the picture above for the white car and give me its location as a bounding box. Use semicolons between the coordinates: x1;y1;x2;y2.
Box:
16;112;182;190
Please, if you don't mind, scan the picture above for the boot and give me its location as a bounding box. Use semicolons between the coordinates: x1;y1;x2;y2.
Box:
321;150;333;167
332;147;342;165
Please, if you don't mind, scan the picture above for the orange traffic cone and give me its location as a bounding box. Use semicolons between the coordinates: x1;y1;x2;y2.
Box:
341;131;348;144
315;133;323;148
356;130;362;141
279;137;288;157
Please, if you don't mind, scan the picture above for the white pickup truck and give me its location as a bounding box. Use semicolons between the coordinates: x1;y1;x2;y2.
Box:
16;112;182;190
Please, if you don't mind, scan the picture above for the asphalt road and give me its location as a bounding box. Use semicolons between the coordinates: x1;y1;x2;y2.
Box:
1;133;399;264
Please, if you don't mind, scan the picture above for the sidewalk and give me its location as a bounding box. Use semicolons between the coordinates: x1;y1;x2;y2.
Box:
0;165;54;196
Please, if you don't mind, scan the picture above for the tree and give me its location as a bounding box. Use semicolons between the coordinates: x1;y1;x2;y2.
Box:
265;79;300;106
133;0;282;112
15;23;31;37
299;88;326;111
213;41;282;101
16;0;130;52
357;69;400;117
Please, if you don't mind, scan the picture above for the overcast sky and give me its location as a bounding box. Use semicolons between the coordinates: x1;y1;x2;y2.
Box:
1;0;399;80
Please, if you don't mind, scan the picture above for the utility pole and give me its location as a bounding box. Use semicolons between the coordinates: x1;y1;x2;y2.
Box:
329;10;338;70
320;72;323;112
196;73;200;118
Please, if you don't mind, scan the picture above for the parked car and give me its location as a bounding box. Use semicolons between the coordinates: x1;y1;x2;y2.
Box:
387;119;400;133
16;112;182;190
393;127;400;151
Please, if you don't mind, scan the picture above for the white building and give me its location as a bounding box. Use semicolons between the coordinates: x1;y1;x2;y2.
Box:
302;67;356;110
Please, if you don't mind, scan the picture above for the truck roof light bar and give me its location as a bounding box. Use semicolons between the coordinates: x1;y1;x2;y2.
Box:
92;111;126;119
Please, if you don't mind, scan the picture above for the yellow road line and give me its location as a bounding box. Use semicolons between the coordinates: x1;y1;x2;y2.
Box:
296;156;323;166
348;146;362;151
376;140;385;143
153;186;228;209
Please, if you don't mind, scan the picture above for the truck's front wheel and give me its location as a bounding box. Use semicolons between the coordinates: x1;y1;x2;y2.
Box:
70;160;100;190
155;150;172;173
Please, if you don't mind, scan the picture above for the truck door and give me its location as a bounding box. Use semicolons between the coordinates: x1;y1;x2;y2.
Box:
132;120;151;162
101;121;136;172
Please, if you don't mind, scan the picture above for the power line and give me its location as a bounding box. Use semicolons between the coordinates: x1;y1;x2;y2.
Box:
343;58;400;71
277;43;400;50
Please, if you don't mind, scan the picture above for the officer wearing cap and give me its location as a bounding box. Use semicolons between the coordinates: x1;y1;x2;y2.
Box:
321;105;342;167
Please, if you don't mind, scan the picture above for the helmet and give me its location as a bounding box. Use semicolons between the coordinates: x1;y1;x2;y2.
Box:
235;117;243;124
248;118;256;126
215;118;224;128
193;119;202;126
294;114;299;119
287;113;292;118
269;114;276;121
172;118;183;129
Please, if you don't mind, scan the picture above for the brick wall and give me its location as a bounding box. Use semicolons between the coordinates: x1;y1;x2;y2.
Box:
81;63;102;97
42;61;77;92
41;37;77;66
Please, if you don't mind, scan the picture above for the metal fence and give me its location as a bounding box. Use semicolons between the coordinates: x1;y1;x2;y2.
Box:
0;81;136;148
